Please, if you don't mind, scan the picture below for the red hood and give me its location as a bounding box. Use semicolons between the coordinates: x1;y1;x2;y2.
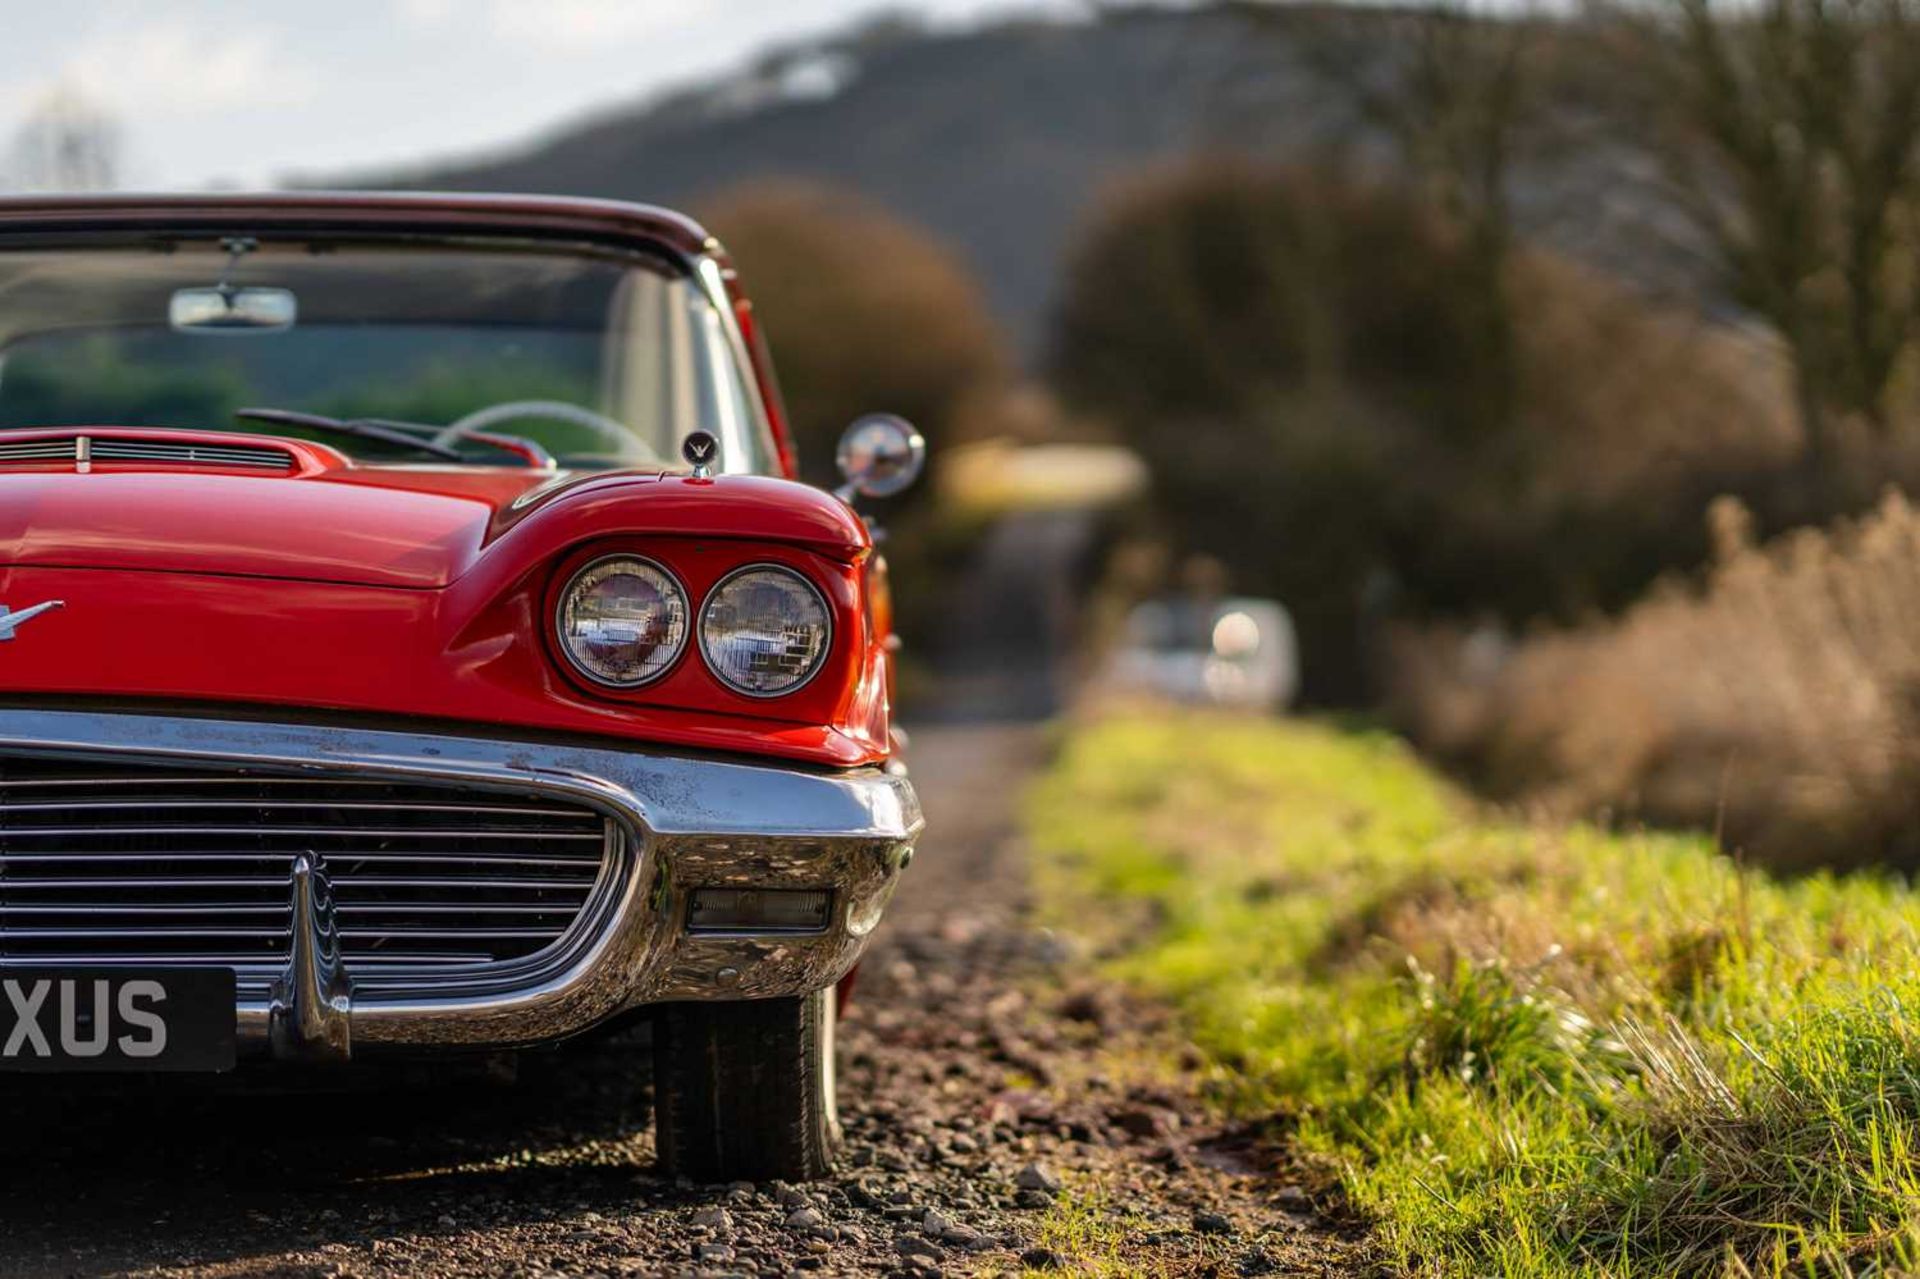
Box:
0;427;887;767
0;429;868;588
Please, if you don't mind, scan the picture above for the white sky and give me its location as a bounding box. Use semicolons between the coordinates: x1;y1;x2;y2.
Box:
0;0;1072;190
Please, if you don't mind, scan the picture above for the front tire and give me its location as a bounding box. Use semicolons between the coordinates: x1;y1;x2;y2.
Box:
652;988;840;1182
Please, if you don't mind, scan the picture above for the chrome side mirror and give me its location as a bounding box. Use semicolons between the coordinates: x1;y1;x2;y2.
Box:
834;414;926;502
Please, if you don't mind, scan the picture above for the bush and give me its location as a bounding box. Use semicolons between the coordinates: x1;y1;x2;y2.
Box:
1389;489;1920;871
699;180;1011;483
1050;159;1796;701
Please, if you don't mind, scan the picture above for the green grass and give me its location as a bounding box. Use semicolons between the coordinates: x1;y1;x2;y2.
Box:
1029;1179;1169;1277
1026;712;1920;1277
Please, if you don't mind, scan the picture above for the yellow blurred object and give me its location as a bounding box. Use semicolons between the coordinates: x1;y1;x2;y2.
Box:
936;438;1147;517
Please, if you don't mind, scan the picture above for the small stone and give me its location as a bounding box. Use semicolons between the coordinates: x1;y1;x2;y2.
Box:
1014;1162;1061;1194
785;1206;826;1230
436;1214;457;1229
1057;989;1107;1026
690;1206;734;1232
1111;1107;1175;1140
727;1181;757;1201
1021;1247;1066;1269
895;1234;945;1261
777;1186;809;1208
1193;1210;1234;1235
695;1243;736;1263
1239;1246;1278;1276
921;1208;954;1236
1015;1189;1053;1210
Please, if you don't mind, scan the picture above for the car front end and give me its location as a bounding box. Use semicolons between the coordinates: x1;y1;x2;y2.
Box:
0;193;921;1180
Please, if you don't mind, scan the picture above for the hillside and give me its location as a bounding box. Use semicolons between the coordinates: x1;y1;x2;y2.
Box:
345;4;1673;359
339;6;1352;352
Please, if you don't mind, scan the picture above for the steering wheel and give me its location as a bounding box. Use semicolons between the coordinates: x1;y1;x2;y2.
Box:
433;400;650;458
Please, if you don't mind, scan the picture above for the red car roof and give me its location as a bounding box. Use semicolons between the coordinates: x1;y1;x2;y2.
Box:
0;191;717;257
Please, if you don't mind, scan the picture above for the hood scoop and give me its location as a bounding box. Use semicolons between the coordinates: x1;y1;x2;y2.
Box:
0;432;296;471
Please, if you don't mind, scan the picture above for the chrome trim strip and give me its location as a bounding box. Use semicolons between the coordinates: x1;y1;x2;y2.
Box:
0;709;920;1057
692;252;784;476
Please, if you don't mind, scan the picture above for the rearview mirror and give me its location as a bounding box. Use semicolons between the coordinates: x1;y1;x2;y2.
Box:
170;286;297;334
835;414;925;501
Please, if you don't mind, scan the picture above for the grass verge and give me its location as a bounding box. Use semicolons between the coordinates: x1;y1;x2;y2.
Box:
1027;711;1920;1276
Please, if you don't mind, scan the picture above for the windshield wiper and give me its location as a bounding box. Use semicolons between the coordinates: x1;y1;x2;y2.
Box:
235;408;464;460
232;408;547;468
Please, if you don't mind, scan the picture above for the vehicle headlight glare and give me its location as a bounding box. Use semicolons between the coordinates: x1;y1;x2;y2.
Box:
700;566;832;696
556;557;688;687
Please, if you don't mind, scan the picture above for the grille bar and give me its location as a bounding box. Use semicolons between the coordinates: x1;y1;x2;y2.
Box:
0;800;591;816
0;852;601;868
2;927;295;939
0;876;590;891
0;755;616;981
0;825;604;839
2;904;291;915
339;928;564;941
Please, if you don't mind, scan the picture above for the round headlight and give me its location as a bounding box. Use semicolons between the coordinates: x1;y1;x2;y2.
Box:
555;557;688;687
700;565;832;696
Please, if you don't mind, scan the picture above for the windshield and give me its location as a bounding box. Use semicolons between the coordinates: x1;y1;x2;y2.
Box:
0;235;778;472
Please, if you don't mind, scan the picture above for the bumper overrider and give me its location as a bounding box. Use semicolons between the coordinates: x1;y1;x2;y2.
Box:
0;709;922;1062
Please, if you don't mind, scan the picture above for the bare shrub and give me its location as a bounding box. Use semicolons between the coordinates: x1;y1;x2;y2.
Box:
1391;490;1920;869
699;179;1011;483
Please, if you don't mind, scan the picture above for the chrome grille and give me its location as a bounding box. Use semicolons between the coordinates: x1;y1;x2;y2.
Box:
0;755;615;985
0;436;294;469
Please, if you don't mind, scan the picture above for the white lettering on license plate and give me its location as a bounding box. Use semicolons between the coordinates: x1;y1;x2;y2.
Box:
1;978;168;1058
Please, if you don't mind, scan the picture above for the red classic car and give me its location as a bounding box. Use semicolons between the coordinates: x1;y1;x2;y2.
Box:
0;193;925;1181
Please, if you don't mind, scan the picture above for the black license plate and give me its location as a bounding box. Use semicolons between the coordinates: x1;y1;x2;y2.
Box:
0;968;236;1072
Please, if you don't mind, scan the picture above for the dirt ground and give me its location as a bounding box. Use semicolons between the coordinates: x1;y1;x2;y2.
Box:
0;722;1364;1278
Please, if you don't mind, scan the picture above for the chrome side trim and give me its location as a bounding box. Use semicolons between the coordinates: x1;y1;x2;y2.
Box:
0;709;921;1057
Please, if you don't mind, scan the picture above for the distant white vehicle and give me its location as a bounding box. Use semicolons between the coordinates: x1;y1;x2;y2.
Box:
1114;596;1299;710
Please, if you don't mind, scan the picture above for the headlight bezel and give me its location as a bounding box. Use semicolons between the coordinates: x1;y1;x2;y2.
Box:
552;553;692;690
697;562;835;699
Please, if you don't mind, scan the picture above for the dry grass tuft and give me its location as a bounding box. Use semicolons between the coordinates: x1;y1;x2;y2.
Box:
1390;489;1920;870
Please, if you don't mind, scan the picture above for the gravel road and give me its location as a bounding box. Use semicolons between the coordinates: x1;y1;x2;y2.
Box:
0;722;1363;1278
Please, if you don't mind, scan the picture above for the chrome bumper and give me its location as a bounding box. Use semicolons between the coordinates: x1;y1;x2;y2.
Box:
0;709;921;1059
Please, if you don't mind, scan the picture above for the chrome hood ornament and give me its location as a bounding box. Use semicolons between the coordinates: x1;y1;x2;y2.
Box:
0;600;62;641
